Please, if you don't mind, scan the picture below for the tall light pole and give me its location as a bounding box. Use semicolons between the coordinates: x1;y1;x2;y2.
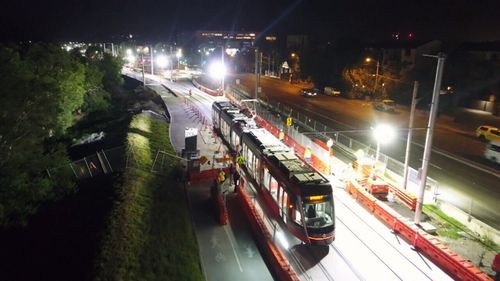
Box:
414;53;446;224
255;47;260;99
403;81;419;190
150;46;154;75
221;46;224;95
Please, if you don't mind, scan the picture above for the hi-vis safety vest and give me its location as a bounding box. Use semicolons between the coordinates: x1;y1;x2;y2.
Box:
217;171;226;183
236;155;245;165
304;146;312;159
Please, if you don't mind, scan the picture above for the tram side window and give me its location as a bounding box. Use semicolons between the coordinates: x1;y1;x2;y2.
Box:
270;177;278;201
223;122;230;139
242;144;250;167
263;168;271;190
280;191;288;221
247;149;255;174
281;191;288;211
232;134;240;148
253;158;260;180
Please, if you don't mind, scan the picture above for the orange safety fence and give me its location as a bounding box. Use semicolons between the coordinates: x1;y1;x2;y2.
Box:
348;179;492;281
236;182;300;281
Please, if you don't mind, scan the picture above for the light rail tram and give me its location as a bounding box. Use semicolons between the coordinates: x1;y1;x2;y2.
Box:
212;101;335;245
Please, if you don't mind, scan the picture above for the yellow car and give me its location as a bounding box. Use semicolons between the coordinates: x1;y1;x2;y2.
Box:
476;125;500;141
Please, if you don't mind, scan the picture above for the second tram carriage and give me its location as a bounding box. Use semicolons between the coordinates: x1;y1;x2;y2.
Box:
212;101;335;245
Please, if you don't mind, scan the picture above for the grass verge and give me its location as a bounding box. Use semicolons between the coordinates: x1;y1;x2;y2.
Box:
95;114;203;281
424;204;499;251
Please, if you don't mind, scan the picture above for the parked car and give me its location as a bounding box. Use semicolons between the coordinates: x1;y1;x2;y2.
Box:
323;86;341;96
300;88;320;97
476;125;500;141
485;140;500;164
373;99;396;112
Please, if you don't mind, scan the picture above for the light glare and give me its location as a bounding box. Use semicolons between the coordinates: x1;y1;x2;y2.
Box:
209;61;226;79
373;124;396;144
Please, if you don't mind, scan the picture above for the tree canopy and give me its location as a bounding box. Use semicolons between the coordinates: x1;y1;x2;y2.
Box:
0;43;122;226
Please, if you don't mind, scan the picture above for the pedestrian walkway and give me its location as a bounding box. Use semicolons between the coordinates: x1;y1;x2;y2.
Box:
153;82;273;281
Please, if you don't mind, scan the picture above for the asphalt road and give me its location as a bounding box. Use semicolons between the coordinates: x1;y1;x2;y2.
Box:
234;74;500;230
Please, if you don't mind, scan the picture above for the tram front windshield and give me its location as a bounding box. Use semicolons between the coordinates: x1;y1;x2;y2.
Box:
303;195;334;228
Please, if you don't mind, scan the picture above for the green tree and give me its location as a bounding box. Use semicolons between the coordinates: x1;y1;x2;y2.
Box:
99;53;124;92
0;43;85;226
82;61;111;112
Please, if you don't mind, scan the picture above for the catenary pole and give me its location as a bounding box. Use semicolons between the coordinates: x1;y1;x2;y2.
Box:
414;53;446;224
403;81;419;190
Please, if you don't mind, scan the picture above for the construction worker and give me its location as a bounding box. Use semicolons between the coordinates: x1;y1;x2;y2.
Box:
217;169;226;184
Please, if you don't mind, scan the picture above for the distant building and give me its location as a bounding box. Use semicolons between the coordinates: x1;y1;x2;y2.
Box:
196;30;256;49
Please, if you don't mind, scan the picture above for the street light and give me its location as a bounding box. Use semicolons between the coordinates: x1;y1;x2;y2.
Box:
365;57;380;97
209;60;226;94
370;124;396;179
155;54;169;69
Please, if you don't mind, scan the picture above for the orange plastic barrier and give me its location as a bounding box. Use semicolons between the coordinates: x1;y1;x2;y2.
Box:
388;184;417;211
347;179;492;281
237;183;300;281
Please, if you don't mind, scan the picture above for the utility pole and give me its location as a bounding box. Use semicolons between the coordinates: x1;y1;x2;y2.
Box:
221;46;225;94
267;53;271;75
150;45;154;76
373;60;380;97
141;52;146;86
403;81;419;190
414;53;446;224
255;47;260;99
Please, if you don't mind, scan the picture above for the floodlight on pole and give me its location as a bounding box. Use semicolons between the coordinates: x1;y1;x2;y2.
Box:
370;124;395;179
209;61;226;80
155;54;168;68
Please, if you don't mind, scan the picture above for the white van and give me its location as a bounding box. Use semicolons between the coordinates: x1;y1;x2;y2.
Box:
485;140;500;164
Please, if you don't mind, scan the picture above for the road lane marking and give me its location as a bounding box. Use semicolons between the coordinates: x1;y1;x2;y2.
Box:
224;224;244;272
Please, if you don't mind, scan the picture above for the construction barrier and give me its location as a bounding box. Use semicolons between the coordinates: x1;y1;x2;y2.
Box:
388;184;417;211
237;182;300;281
347;179;492;281
192;79;221;96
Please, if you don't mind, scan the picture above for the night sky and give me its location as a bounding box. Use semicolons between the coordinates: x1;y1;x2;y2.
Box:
1;0;499;42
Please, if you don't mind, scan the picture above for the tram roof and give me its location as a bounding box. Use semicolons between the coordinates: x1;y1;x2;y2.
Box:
248;128;289;152
272;152;327;183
